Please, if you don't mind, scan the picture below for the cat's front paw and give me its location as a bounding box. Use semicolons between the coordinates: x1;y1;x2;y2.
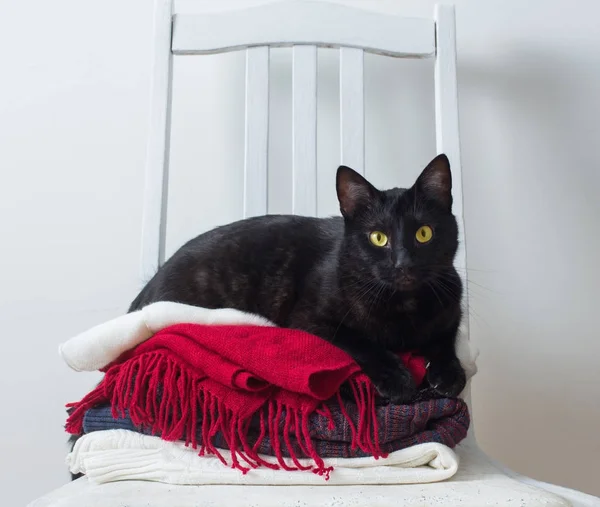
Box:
426;360;466;398
371;363;417;405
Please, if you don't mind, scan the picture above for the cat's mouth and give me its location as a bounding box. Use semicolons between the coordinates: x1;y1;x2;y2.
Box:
394;273;418;291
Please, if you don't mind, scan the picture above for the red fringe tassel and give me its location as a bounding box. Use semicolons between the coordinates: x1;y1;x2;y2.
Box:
66;352;382;478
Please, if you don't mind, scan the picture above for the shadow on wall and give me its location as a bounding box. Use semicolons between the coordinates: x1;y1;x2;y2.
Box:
459;46;600;495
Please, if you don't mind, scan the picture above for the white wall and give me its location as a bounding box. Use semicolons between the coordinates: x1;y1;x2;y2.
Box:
1;0;598;504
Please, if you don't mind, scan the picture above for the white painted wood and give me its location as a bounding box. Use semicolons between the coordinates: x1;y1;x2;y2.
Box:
140;0;173;281
339;48;365;174
243;46;270;218
292;45;318;216
172;1;434;58
434;5;470;336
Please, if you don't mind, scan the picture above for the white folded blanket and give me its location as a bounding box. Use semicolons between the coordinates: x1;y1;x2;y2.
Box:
68;430;460;486
62;302;476;487
59;301;274;372
58;301;478;379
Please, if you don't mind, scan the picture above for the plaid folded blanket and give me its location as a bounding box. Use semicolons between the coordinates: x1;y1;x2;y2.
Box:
83;396;469;461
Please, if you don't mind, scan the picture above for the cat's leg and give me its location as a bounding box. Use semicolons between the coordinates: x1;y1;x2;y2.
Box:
334;331;417;404
423;324;466;398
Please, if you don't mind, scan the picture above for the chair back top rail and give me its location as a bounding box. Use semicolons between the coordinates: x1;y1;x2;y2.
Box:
172;1;435;58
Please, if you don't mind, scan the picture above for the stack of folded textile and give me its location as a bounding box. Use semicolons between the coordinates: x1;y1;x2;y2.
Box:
61;302;472;486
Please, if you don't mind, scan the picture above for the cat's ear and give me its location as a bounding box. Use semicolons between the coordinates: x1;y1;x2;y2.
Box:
415;154;452;210
336;166;379;218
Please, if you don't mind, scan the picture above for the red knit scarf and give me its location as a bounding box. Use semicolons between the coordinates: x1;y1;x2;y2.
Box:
66;323;427;476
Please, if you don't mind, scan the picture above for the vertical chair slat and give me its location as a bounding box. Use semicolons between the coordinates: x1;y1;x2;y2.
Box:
140;0;174;281
434;5;469;331
244;46;270;218
339;47;365;174
292;45;318;216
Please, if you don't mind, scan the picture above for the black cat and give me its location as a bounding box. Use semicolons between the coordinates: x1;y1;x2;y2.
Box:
68;154;466;480
129;154;466;404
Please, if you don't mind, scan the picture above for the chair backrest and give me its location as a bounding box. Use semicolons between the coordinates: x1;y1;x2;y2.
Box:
140;0;469;340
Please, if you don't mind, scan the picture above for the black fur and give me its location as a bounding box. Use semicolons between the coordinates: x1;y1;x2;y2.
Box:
68;154;466;478
130;154;466;402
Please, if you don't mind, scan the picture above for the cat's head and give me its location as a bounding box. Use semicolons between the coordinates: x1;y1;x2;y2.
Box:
336;154;459;292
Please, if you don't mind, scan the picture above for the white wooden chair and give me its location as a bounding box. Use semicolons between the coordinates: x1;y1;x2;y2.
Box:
28;1;600;505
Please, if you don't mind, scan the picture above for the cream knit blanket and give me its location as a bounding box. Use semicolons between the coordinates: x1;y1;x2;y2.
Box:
68;430;461;486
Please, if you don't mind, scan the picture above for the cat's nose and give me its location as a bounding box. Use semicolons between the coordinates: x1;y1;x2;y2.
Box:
396;265;415;281
395;268;417;290
395;261;413;271
397;267;414;278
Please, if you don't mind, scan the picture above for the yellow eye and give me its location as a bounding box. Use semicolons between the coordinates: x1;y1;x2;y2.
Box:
416;225;433;244
369;231;388;247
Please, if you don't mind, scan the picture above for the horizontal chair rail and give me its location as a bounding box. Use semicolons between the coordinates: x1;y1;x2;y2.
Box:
172;1;435;58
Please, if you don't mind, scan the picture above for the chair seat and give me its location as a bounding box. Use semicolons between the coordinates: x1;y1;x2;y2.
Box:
29;439;595;507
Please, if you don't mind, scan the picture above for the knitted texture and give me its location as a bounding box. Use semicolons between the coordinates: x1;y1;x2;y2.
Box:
83;397;469;460
65;323;460;476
